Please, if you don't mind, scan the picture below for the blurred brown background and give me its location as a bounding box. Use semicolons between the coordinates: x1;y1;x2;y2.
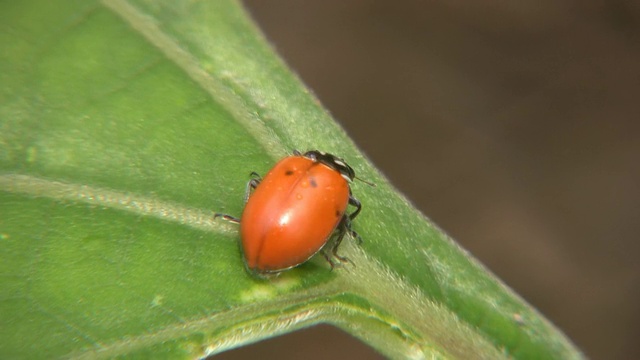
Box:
221;1;640;359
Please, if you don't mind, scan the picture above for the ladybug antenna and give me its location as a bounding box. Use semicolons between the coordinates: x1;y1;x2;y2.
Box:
355;175;376;187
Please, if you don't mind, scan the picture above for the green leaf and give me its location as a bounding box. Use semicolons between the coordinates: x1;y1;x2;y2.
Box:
0;0;583;358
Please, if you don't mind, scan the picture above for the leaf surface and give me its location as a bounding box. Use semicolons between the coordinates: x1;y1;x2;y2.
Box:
0;0;583;358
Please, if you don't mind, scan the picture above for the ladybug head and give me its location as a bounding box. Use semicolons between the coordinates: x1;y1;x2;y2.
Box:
303;150;355;182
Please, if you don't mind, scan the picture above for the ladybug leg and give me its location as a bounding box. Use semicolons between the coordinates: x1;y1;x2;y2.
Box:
321;251;339;271
322;216;355;270
214;213;240;224
346;226;363;245
347;190;362;220
215;172;262;224
332;224;352;264
347;192;364;244
243;171;262;203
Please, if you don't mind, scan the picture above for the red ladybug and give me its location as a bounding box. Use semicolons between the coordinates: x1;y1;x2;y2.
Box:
216;150;366;275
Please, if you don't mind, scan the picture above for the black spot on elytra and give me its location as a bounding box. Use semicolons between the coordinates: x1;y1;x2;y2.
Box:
335;210;342;217
284;170;294;176
309;177;318;188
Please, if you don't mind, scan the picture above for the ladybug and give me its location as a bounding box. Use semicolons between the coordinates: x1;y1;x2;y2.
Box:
216;150;368;275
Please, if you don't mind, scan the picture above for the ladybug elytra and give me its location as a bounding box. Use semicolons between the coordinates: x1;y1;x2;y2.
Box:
215;150;367;276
